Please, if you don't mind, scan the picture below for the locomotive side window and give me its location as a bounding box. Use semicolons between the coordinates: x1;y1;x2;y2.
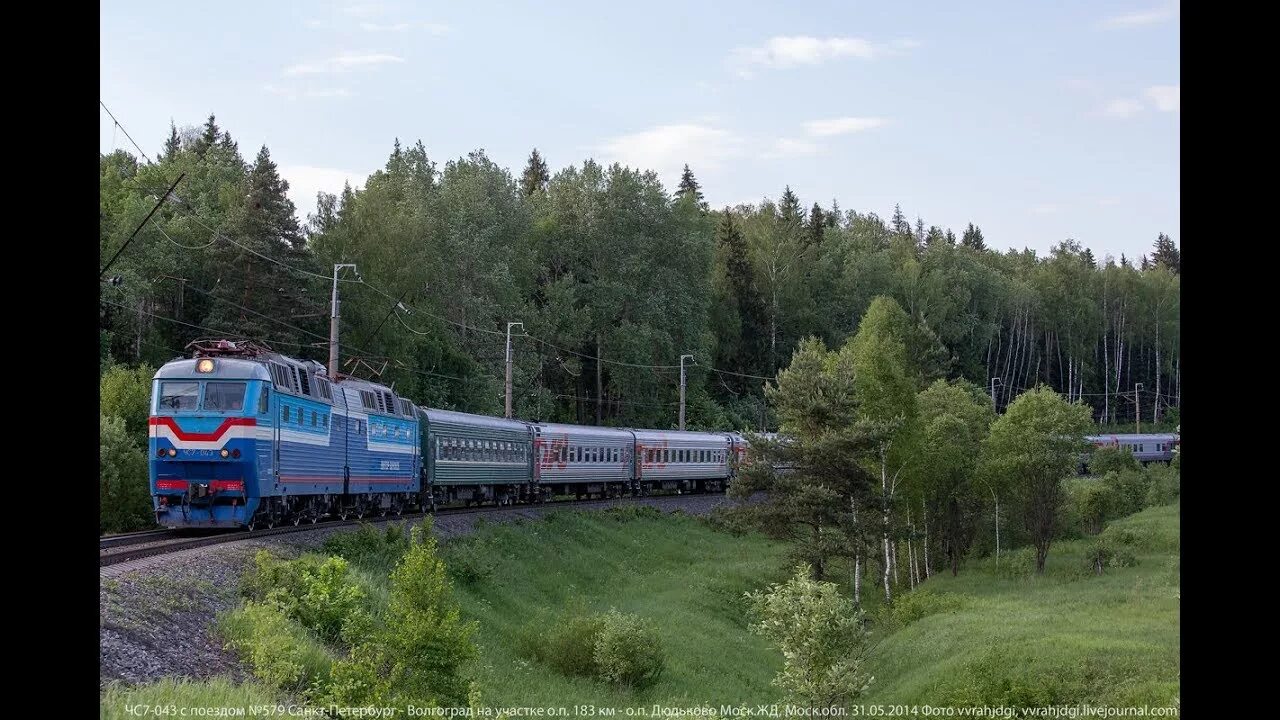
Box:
204;382;246;412
258;387;270;414
159;382;199;410
282;406;291;423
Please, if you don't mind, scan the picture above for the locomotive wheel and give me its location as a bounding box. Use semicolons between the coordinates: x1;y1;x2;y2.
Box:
292;514;302;527
308;514;319;524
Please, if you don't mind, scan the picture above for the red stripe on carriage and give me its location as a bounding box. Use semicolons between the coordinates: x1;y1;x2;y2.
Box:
156;480;188;490
280;476;411;484
149;416;257;441
211;480;245;492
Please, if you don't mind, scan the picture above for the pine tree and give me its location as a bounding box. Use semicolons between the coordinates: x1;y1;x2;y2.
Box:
779;186;803;224
1120;253;1131;268
807;203;826;246
717;210;768;387
193;113;220;157
1152;233;1180;274
914;217;926;245
945;228;957;245
961;223;986;251
520;149;550;197
160;121;182;162
891;204;910;236
245;145;303;250
675;164;704;203
924;225;945;247
1082;248;1096;269
827;199;841;228
1140;254;1150;271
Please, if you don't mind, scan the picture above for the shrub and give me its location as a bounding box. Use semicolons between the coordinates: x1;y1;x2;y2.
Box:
371;523;478;707
101;413;154;533
519;605;665;690
445;535;500;586
1087;445;1140;477
100;364;154;438
1065;478;1118;535
593;610;665;689
878;588;966;631
1102;469;1148;517
219;603;332;692
745;564;873;707
323;522;411;575
1082;538;1138;575
242;551;367;642
1144;464;1180;507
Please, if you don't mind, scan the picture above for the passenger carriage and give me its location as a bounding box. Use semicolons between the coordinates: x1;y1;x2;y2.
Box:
422;408;534;507
632;430;734;495
533;423;636;499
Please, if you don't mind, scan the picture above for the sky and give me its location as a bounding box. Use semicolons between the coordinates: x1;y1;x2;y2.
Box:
100;0;1179;262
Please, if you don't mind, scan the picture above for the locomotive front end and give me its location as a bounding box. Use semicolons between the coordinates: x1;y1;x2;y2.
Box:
149;356;268;528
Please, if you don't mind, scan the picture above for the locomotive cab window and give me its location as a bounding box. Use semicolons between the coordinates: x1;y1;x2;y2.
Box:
159;382;199;411
204;382;246;412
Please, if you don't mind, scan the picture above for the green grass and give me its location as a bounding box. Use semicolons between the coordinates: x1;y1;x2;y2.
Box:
409;507;790;706
861;502;1180;707
100;677;279;720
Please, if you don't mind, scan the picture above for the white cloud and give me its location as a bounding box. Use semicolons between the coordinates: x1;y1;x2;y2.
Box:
281;166;367;223
597;124;743;187
1144;85;1180;112
264;84;353;100
1099;4;1178;29
730;35;906;75
765;138;820;158
803;116;888;137
284;51;405;76
360;21;452;34
1101;98;1144;118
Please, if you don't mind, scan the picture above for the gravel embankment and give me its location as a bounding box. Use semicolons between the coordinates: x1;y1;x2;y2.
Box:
100;494;733;687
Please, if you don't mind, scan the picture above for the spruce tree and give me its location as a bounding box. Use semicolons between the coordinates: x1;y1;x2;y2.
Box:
1152;233;1180;274
891;204;910;236
160;121;182;162
945;228;957;245
675;164;704;203
961;223;986;251
780;186;803;224
1140;254;1150;271
924;225;945;247
717;210;767;387
520;148;550;197
807;203;826;246
1082;248;1096;269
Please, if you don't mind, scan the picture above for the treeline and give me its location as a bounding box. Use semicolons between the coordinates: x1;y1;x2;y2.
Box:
727;296;1182;608
100;115;1180;430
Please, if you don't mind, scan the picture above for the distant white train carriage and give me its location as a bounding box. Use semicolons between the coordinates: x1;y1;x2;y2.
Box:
633;429;734;495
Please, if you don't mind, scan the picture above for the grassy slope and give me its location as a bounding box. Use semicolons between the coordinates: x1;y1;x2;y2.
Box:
440;509;790;707
862;502;1180;706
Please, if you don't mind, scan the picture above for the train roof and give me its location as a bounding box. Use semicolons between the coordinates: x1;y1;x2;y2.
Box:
533;422;635;439
630;429;733;444
420;407;529;432
154;357;271;381
1086;433;1179;441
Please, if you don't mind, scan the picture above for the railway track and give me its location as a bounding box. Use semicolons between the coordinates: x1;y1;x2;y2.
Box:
99;493;718;568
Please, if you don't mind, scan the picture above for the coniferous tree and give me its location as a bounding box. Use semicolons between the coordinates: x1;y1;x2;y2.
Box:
891;204;910;236
924;226;945;248
945;228;957;245
1082;248;1096;269
914;217;926;245
1152;233;1180;274
961;223;986;251
160;121;182;162
675;164;704;203
779;186;803;224
1120;253;1131;268
192;113;220;157
520;149;550;197
1140;255;1150;271
827;199;841;228
807;203;826;247
716;210;767;388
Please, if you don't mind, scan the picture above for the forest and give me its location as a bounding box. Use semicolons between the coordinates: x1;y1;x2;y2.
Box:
99;114;1180;432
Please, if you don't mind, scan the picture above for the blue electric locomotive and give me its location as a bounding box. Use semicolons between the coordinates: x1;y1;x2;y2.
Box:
149;340;420;528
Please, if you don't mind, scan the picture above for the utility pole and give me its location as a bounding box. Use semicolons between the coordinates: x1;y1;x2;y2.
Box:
1134;382;1143;434
505;322;525;418
679;354;695;430
328;264;358;379
989;376;1003;415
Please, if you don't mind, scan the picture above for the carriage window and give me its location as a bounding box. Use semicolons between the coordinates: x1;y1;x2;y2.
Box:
258;387;270;414
311;411;317;427
159;382;199;411
321;414;327;428
282;406;291;423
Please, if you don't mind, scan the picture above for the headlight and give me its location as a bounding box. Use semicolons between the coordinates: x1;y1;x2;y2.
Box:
168;448;177;457
196;358;215;373
220;449;230;458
